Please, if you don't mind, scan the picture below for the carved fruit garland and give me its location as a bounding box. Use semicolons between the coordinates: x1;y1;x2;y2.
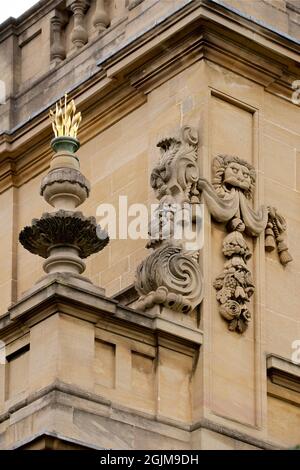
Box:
198;154;292;333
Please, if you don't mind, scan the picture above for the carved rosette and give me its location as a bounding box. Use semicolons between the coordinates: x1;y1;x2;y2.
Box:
135;126;203;314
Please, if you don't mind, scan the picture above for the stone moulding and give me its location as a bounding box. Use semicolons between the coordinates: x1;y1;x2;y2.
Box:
40;167;91;208
135;126;204;314
40;168;90;195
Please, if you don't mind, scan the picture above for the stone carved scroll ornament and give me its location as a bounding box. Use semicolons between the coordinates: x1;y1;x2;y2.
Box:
134;130;292;330
135;126;204;314
198;155;292;333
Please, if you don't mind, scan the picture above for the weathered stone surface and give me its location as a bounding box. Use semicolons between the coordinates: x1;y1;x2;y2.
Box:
199;154;292;332
135;243;203;313
0;0;299;452
135;126;203;313
40;168;90;196
19;210;108;260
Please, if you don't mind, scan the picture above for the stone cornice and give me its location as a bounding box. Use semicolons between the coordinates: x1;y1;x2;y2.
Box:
0;0;63;43
267;354;300;394
0;380;192;443
209;0;300;48
0;81;147;193
97;0;300;78
191;417;281;450
0;276;203;351
0;0;299;193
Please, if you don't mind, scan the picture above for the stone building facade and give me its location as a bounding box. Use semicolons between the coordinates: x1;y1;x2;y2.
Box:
0;0;299;450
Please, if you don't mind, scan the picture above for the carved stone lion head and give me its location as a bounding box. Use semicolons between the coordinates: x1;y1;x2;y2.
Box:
212;155;256;199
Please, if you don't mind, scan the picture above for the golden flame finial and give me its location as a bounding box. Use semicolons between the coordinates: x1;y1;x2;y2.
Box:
49;94;82;139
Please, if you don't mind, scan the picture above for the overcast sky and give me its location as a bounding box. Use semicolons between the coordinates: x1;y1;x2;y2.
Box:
0;1;39;24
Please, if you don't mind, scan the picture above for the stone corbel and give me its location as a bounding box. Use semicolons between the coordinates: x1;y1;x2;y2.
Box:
93;0;110;34
135;126;203;314
50;9;69;64
68;0;90;49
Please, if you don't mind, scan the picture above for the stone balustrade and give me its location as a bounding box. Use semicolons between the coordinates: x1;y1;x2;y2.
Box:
50;0;145;64
0;0;299;134
0;0;148;133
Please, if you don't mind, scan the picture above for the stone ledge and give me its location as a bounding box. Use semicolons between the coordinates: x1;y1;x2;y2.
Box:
1;274;203;351
0;380;191;449
0;379;283;450
267;354;300;393
191;418;281;450
12;432;100;450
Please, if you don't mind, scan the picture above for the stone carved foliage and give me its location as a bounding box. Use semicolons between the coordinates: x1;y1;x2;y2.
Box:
20;210;109;259
135;127;203;314
136;242;203;313
148;126;201;251
150;126;200;205
213;231;254;333
135;130;292;326
199;154;292;333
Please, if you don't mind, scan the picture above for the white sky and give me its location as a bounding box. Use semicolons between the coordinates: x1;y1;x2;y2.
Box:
0;1;39;25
